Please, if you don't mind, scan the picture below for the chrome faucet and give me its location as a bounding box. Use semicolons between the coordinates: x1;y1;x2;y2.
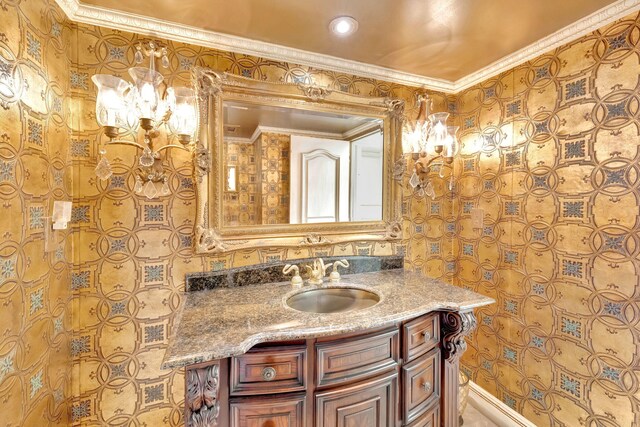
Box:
305;258;332;285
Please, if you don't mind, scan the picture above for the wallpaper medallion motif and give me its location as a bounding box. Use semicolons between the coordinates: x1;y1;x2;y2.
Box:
455;13;640;427
0;0;73;425
69;18;451;427
3;1;638;426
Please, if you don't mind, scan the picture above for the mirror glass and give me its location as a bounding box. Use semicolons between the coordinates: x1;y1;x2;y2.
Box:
222;100;384;226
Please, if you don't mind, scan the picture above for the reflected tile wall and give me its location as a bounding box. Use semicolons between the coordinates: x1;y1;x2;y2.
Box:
223;141;259;225
260;132;290;225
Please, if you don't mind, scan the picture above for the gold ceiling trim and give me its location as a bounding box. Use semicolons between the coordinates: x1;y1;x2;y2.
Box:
56;0;640;93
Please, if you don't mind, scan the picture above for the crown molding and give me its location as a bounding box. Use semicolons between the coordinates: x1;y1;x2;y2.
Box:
53;0;455;92
56;0;640;94
454;0;640;91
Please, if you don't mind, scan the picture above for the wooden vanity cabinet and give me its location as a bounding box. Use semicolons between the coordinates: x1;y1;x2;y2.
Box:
185;310;476;427
230;394;306;427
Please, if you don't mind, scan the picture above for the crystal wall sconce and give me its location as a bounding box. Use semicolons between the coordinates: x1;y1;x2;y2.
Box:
92;41;198;199
402;94;459;198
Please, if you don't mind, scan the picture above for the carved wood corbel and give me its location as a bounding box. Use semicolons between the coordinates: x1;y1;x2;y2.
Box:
440;310;478;427
441;310;478;362
186;363;220;427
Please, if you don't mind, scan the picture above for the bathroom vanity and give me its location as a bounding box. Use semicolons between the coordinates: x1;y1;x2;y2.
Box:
163;258;494;427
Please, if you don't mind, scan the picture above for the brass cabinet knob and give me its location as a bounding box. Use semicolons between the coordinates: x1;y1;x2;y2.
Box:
423;330;432;342
422;381;432;392
261;367;277;381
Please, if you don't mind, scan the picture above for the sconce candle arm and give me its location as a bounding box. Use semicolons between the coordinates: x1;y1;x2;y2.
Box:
105;138;147;151
414;153;452;171
156;143;191;153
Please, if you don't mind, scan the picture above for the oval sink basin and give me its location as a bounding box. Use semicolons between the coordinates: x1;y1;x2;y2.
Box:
286;287;380;314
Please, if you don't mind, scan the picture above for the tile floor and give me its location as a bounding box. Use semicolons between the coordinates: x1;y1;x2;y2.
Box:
461;403;499;427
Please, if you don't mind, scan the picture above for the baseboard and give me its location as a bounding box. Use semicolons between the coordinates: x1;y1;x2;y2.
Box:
467;381;537;427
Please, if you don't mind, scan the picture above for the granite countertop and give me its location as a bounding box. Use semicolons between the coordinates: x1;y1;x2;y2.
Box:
162;269;495;369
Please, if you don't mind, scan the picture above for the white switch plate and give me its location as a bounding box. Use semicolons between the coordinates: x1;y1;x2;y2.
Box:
52;201;72;230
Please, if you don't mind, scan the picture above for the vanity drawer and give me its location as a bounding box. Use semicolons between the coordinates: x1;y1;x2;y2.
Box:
230;393;306;427
407;403;440;427
230;345;306;395
316;327;399;387
403;312;440;362
402;348;441;425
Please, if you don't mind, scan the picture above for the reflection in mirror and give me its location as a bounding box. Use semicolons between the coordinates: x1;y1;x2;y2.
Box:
226;165;237;192
222;100;384;226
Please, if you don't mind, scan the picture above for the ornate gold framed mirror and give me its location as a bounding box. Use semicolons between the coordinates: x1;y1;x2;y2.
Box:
192;67;405;253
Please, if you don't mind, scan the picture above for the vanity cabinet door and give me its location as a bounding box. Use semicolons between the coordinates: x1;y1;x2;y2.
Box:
402;348;440;425
315;371;398;427
230;394;305;427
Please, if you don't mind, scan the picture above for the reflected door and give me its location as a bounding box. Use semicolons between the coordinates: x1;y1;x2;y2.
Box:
290;135;350;224
351;133;383;221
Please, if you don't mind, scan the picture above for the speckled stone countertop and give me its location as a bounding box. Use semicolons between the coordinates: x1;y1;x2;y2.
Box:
162;269;495;369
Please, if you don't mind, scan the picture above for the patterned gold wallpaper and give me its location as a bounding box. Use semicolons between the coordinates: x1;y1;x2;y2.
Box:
0;0;74;425
68;16;452;427
6;1;638;426
455;12;640;427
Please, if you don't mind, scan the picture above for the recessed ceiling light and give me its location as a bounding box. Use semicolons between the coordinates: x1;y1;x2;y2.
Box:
329;16;358;37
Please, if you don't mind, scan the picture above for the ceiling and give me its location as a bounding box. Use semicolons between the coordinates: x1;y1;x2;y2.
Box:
80;0;617;82
223;101;379;140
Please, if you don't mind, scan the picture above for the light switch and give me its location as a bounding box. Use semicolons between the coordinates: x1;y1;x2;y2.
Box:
52;201;72;230
471;208;484;229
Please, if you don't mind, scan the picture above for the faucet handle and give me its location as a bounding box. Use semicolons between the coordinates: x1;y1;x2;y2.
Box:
329;259;350;282
320;259;333;276
283;264;303;286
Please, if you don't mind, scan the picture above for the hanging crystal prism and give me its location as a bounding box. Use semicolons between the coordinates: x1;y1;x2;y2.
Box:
139;146;155;167
409;171;420;189
95;149;113;180
134;46;143;64
134;176;143;194
424;181;435;199
160;180;170;196
161;51;170;69
439;164;446;178
142;180;157;199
